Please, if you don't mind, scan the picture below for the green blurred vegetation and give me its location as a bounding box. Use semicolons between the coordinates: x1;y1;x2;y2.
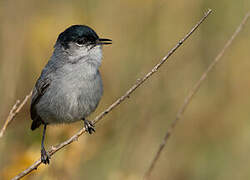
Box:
0;0;250;179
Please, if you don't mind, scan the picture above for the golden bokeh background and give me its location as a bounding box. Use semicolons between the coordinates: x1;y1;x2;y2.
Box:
0;0;250;179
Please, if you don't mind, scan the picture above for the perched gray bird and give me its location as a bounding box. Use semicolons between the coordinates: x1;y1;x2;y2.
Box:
30;25;112;164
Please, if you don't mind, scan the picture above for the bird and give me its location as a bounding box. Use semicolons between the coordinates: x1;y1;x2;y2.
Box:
30;25;112;164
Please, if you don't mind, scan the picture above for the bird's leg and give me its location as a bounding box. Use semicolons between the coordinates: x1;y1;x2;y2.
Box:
82;118;95;134
41;124;50;164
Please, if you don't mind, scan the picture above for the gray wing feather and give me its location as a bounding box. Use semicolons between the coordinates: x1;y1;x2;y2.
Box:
30;73;51;130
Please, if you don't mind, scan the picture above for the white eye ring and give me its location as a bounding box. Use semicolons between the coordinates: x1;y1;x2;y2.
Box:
75;42;84;47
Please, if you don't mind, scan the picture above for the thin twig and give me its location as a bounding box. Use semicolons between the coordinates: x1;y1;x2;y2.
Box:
143;12;250;180
11;9;212;180
0;91;32;138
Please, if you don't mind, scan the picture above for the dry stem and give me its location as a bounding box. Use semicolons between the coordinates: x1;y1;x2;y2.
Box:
143;11;250;180
0;91;32;138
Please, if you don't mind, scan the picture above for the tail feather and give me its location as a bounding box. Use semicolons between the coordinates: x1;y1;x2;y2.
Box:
31;119;42;130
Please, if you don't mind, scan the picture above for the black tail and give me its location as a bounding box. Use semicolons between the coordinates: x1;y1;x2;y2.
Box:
31;119;42;130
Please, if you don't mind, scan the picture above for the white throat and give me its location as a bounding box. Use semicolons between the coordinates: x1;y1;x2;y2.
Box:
69;45;103;68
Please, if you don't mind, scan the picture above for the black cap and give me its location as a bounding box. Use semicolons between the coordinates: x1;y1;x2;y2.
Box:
56;25;111;49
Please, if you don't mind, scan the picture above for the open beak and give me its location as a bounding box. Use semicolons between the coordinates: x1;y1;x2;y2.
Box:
97;38;112;45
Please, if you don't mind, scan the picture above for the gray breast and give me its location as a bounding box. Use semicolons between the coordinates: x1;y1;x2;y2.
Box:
36;64;103;124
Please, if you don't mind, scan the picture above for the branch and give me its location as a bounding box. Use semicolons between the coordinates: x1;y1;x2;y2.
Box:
143;11;250;180
11;9;212;180
0;91;32;138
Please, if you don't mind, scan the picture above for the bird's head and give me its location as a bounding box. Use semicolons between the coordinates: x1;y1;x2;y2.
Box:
55;25;112;59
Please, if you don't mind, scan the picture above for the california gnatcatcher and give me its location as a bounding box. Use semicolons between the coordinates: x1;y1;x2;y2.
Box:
30;25;112;164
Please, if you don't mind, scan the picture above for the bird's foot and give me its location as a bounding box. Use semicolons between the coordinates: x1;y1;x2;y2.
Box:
41;148;50;164
84;120;95;134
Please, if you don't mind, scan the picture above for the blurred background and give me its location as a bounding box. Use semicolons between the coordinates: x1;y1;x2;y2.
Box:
0;0;250;179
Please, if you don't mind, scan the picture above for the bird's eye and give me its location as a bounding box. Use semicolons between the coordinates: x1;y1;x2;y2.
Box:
75;39;85;46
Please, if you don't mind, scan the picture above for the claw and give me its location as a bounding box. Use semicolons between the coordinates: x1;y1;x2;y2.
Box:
84;120;95;134
41;148;50;164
